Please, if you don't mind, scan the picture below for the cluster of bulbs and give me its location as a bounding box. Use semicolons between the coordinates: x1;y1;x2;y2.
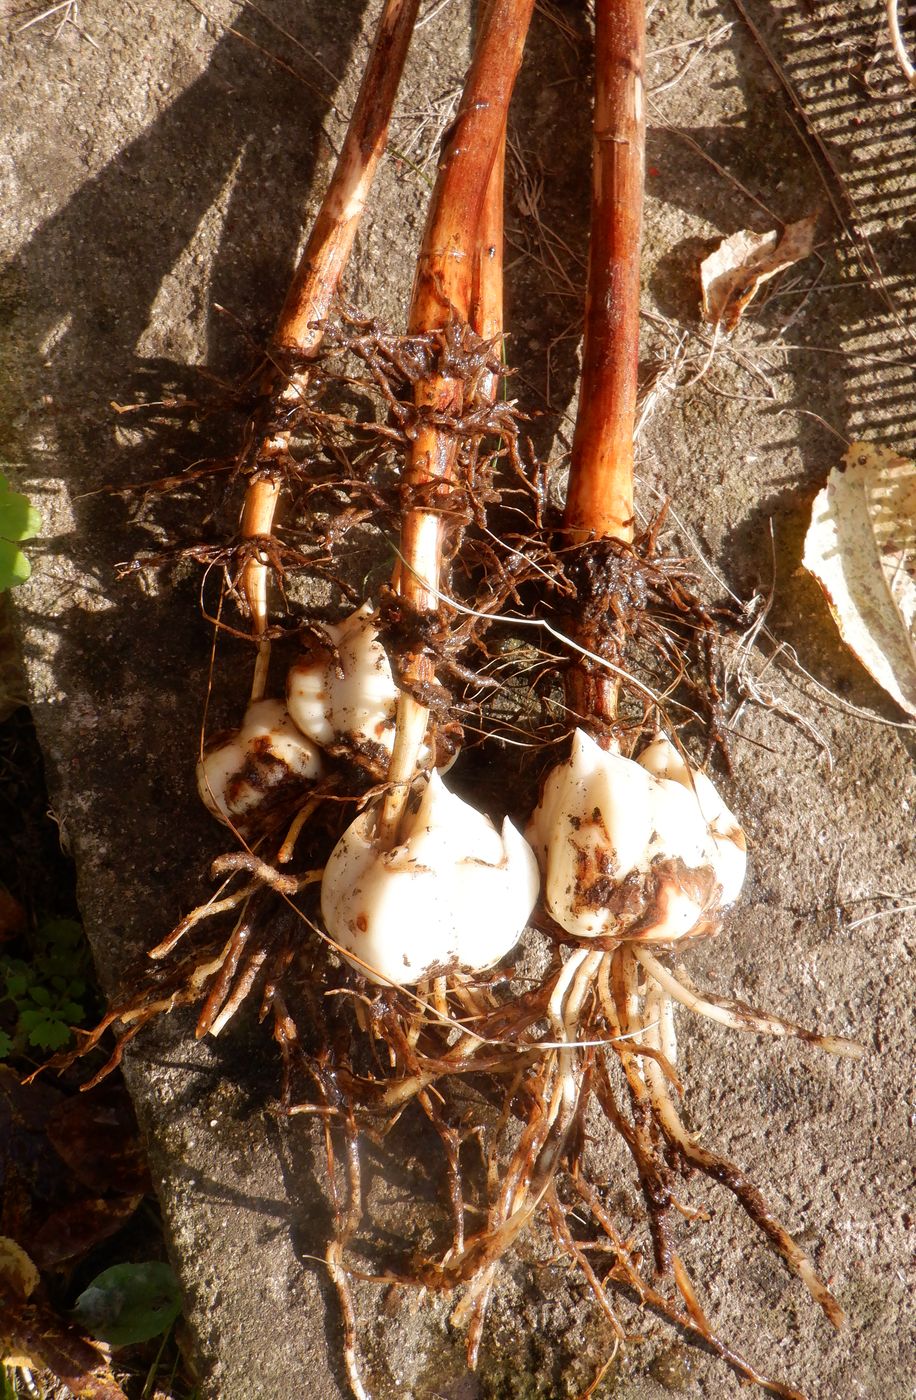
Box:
198;606;746;987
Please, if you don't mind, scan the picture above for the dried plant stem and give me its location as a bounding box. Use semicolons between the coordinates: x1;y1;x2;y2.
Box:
471;121;506;396
379;0;534;843
565;0;645;546
237;0;422;700
560;0;646;735
887;0;916;89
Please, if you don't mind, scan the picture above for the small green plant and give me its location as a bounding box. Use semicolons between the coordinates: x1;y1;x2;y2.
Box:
0;916;93;1057
0;471;40;592
73;1262;183;1348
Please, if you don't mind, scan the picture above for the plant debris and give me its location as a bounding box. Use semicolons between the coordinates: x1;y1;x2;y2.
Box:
699;215;817;331
803;440;916;718
1;1226;128;1398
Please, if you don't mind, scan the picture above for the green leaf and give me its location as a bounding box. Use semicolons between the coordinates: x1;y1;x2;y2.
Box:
27;984;51;1007
23;1016;72;1051
0;538;31;588
4;970;31;1001
39;917;84;948
0;1030;12;1059
72;1263;182;1347
0;472;40;593
44;952;84;983
0;473;40;541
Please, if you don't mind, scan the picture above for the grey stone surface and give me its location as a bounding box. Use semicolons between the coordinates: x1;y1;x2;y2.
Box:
2;1;914;1398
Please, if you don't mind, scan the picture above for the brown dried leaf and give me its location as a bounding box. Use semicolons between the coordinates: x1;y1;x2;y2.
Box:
0;1065;72;1215
0;1235;39;1300
46;1084;151;1196
0;887;26;940
700;215;817;331
803;441;916;717
0;1291;127;1399
2;1072;146;1271
29;1194;143;1271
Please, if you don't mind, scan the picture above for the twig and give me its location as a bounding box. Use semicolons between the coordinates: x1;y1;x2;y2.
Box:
649;111;779;223
417;0;457;27
648;21;733;96
182;0;338;108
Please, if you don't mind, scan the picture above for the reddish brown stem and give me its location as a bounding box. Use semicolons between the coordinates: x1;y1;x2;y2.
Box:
471;122;506;399
564;0;646;545
239;0;421;699
274;0;420;356
379;0;533;841
561;0;646;737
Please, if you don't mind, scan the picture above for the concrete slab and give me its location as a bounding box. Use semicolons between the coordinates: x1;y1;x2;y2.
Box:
3;1;914;1397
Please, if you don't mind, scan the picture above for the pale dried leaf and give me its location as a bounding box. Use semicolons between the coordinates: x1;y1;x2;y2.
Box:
0;1237;40;1367
803;441;916;718
0;1236;39;1301
700;215;817;331
1;1294;127;1399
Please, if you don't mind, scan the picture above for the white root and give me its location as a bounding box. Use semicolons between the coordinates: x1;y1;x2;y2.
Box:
638;1018;845;1328
633;947;863;1058
658;979;678;1067
325;1239;370;1400
548;947;604;1116
448;949;602;1326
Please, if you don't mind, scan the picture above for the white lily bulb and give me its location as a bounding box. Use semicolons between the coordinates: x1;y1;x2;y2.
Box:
197;699;323;825
287;604;398;757
637;734;747;905
321;771;540;986
526;728;746;944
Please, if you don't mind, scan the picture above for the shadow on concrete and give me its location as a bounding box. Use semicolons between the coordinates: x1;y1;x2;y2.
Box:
642;0;915;723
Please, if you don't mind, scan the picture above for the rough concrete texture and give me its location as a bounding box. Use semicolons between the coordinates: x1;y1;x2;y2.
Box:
2;1;915;1397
